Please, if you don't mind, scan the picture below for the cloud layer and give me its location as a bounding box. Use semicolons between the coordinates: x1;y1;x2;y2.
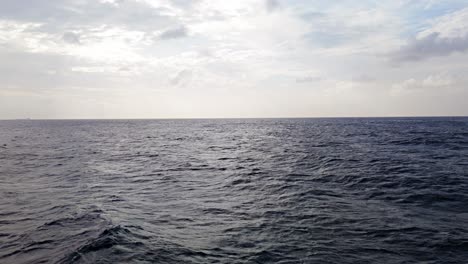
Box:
391;7;468;62
1;0;468;118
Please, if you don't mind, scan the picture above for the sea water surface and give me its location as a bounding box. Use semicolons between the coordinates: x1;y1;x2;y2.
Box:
1;118;468;263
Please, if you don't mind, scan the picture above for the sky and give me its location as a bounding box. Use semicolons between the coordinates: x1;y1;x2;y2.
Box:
1;0;468;119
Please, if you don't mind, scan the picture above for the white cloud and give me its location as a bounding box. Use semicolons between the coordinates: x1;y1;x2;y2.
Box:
391;7;468;62
419;7;468;39
391;74;456;95
296;76;323;83
1;0;468;118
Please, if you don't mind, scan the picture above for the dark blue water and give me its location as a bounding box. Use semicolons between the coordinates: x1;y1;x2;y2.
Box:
1;118;468;263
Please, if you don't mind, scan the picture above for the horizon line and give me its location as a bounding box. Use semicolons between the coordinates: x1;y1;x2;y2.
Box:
1;115;468;121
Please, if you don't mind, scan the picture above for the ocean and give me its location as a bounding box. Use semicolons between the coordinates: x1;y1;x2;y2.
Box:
1;118;467;263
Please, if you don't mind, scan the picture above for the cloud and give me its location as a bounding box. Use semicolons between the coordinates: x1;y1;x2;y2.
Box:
171;69;193;86
390;74;455;95
62;32;80;44
1;0;468;118
300;7;402;52
296;75;322;83
391;32;468;62
352;74;375;83
158;25;189;39
303;31;348;48
169;0;202;9
0;0;176;34
266;0;280;13
390;7;468;62
300;11;326;21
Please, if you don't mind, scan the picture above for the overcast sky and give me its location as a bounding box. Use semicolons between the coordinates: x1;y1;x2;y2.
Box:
1;0;468;119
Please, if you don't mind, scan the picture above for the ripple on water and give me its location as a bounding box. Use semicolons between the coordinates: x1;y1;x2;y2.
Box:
1;118;468;263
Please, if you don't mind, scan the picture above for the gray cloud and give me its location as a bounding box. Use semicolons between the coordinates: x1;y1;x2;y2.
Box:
266;0;280;13
296;76;322;83
391;32;468;62
352;74;375;83
158;26;189;40
62;32;80;44
171;69;192;86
